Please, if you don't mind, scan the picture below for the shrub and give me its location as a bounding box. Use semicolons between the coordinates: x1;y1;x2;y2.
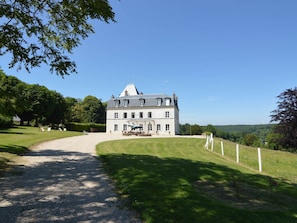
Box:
0;115;13;128
65;122;106;132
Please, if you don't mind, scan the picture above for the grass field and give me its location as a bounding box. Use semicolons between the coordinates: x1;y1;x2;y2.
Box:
96;137;297;223
0;126;81;172
212;139;297;183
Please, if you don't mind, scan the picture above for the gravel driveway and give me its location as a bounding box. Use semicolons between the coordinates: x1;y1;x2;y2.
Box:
0;133;141;223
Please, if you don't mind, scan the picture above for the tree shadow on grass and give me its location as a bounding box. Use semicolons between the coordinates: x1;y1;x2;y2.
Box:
0;149;140;223
0;145;30;176
0;131;24;134
0;126;28;134
99;153;297;223
0;145;29;155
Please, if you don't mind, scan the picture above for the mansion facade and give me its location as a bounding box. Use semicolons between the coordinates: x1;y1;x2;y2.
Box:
106;84;180;135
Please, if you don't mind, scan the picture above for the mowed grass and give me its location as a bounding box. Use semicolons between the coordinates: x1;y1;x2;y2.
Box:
96;137;297;223
0;126;81;172
212;139;297;183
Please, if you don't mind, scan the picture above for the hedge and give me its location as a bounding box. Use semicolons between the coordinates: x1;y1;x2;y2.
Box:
65;122;106;132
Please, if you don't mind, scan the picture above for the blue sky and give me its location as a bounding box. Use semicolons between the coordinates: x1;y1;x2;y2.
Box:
1;0;297;125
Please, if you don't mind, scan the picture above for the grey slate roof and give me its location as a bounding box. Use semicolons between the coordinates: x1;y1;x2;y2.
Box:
107;84;178;109
107;93;179;109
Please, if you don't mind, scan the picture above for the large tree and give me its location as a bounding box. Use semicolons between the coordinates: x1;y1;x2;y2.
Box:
242;133;260;147
45;90;67;124
64;97;79;122
82;95;105;123
270;87;297;150
0;0;115;76
0;70;25;116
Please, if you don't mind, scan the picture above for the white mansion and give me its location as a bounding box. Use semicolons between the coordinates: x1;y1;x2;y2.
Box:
106;84;180;135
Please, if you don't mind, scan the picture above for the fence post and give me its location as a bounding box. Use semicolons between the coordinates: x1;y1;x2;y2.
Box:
258;147;262;172
211;133;214;151
205;135;209;149
221;141;224;156
236;144;239;163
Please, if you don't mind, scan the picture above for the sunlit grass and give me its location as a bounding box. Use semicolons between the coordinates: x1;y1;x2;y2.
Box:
96;137;297;223
212;139;297;183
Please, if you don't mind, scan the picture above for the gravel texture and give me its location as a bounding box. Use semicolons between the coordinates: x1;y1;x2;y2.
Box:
0;133;142;223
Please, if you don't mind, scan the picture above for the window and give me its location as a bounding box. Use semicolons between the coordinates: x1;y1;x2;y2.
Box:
139;112;143;118
114;112;118;119
157;98;162;106
165;111;170;118
165;124;170;131
148;112;152;118
123;112;127;119
114;124;118;131
131;112;135;118
139;98;145;106
115;100;120;107
157;124;161;131
165;98;171;106
124;99;129;107
148;123;152;131
123;124;127;131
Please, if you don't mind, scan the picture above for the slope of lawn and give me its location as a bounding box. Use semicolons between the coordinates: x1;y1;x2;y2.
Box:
212;139;297;183
96;137;297;223
0;126;81;172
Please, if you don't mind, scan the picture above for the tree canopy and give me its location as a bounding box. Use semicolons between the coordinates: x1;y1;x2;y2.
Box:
0;69;25;116
0;70;106;127
271;87;297;150
0;0;115;76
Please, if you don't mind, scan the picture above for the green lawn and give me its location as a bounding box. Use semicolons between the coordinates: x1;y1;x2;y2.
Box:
96;137;297;223
212;139;297;183
0;126;81;172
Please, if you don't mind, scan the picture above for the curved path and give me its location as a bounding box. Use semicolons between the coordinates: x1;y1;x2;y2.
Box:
0;133;142;223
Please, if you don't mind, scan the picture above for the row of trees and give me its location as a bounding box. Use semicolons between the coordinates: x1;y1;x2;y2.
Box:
180;123;265;147
0;70;106;127
179;124;216;136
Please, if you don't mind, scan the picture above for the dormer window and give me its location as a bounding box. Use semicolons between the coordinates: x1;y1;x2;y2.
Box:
139;98;145;107
124;99;129;107
156;98;162;106
114;99;120;107
165;98;171;106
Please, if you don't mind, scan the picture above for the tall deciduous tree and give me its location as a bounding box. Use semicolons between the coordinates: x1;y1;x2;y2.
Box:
0;0;115;76
0;70;25;116
191;124;203;135
203;124;217;136
64;97;79;122
82;95;105;123
17;84;54;126
179;123;191;135
70;101;84;122
270;87;297;150
242;133;260;147
46;91;67;124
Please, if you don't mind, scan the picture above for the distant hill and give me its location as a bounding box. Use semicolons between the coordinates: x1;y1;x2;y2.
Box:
214;124;275;134
214;124;275;144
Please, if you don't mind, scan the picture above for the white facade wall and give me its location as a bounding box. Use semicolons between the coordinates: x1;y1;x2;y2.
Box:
106;106;179;135
106;84;179;135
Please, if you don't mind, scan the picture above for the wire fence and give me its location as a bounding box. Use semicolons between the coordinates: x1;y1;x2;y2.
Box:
204;137;297;184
